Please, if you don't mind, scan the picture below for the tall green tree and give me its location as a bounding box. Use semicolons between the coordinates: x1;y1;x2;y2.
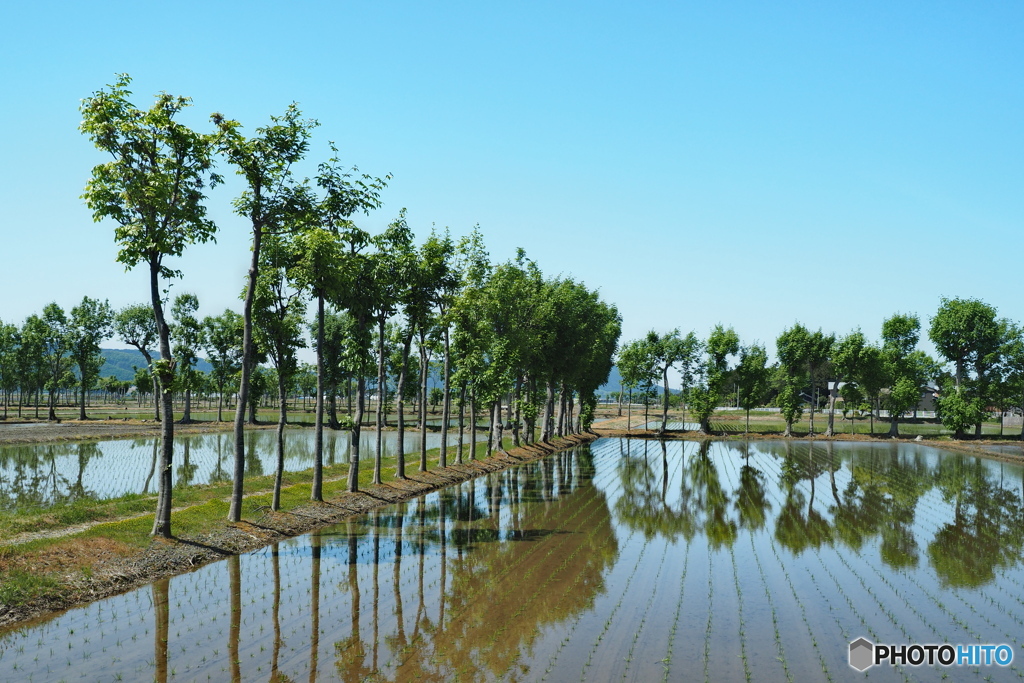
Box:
856;344;886;435
881;313;933;437
81;74;220;537
202;310;244;422
214;104;316;522
824;330;865;437
689;325;739;434
617;337;657;432
255;233;308;510
368;215;414;484
929;297;1010;436
776;323;811;437
0;321;18;419
40;303;73;421
643;329;701;434
18;316;48;419
421;230;460;467
448;228;491;461
804;330;834;435
114;304;160;420
735;343;770;434
312;146;389;494
291;226;349;500
69;296;113;420
170;293;202;423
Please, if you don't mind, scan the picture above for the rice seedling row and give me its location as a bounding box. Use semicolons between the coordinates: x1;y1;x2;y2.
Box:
577;540;648;682
728;532;752;681
658;538;692;682
745;532;794;683
750;450;917;681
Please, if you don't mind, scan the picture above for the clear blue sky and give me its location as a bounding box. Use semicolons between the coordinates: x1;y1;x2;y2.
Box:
2;1;1022;363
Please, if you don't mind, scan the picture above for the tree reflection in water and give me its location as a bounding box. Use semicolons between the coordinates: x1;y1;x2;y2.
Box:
10;439;1024;682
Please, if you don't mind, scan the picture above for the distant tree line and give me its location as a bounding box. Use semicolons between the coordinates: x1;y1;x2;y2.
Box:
618;298;1024;440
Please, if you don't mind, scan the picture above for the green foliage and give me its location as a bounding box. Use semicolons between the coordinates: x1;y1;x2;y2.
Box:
81;74;220;280
617;338;657;393
690;325;739;431
429;386;444;408
170;293;202;392
935;379;984;437
736;343;770;412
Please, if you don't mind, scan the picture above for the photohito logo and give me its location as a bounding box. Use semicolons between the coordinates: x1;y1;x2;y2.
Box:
849;638;1013;671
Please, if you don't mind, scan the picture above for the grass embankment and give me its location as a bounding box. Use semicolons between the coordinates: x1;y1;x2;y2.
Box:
0;432;594;631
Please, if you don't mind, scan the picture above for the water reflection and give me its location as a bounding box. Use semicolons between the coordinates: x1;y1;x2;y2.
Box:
929;454;1024;587
7;439;1024;682
0;429;445;511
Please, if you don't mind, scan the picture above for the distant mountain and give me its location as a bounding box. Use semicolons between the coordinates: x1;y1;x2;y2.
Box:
598;365;623;396
99;348;212;382
597;365;680;397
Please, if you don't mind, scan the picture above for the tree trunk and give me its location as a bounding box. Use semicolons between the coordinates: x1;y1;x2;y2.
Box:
181;387;192;424
328;383;340;430
374;317;386;485
556;384;566;438
78;371;89;421
395;332;412;480
824;382;837;437
348;374;365;492
489;398;503;456
216;378;224;422
541;381;555;442
457;382;466;464
469;388;477;460
808;382;816;435
512;378;521;447
627;387;632;432
311;294;325;502
661;367;670;433
230;220;263;523
440;325;451;469
150;260;175;538
418;336;428;472
272;377;287;511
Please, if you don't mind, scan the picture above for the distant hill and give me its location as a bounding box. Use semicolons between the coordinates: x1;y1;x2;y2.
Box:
598;365;623;396
597;365;680;397
100;348;212;382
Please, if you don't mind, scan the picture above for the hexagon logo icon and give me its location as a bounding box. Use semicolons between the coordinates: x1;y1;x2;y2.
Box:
849;637;874;671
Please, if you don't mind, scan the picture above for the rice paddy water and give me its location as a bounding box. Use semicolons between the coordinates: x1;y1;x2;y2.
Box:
0;429;444;512
3;437;1024;681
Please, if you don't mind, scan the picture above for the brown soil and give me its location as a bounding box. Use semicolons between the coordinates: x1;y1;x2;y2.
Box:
0;432;596;633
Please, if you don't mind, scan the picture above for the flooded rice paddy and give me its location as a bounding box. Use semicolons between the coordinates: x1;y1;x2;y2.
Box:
4;438;1024;681
0;429;443;512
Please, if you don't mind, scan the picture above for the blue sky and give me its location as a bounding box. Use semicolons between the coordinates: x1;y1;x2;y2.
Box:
2;1;1022;362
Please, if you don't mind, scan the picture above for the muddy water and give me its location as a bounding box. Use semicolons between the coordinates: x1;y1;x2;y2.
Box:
0;429;444;511
4;439;1024;681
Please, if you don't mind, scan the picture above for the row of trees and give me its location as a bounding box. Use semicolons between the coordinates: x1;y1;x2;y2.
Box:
0;298;113;422
619;297;1024;440
74;74;620;537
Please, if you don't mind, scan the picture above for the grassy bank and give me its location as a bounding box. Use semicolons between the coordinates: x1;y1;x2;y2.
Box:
0;432;595;631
